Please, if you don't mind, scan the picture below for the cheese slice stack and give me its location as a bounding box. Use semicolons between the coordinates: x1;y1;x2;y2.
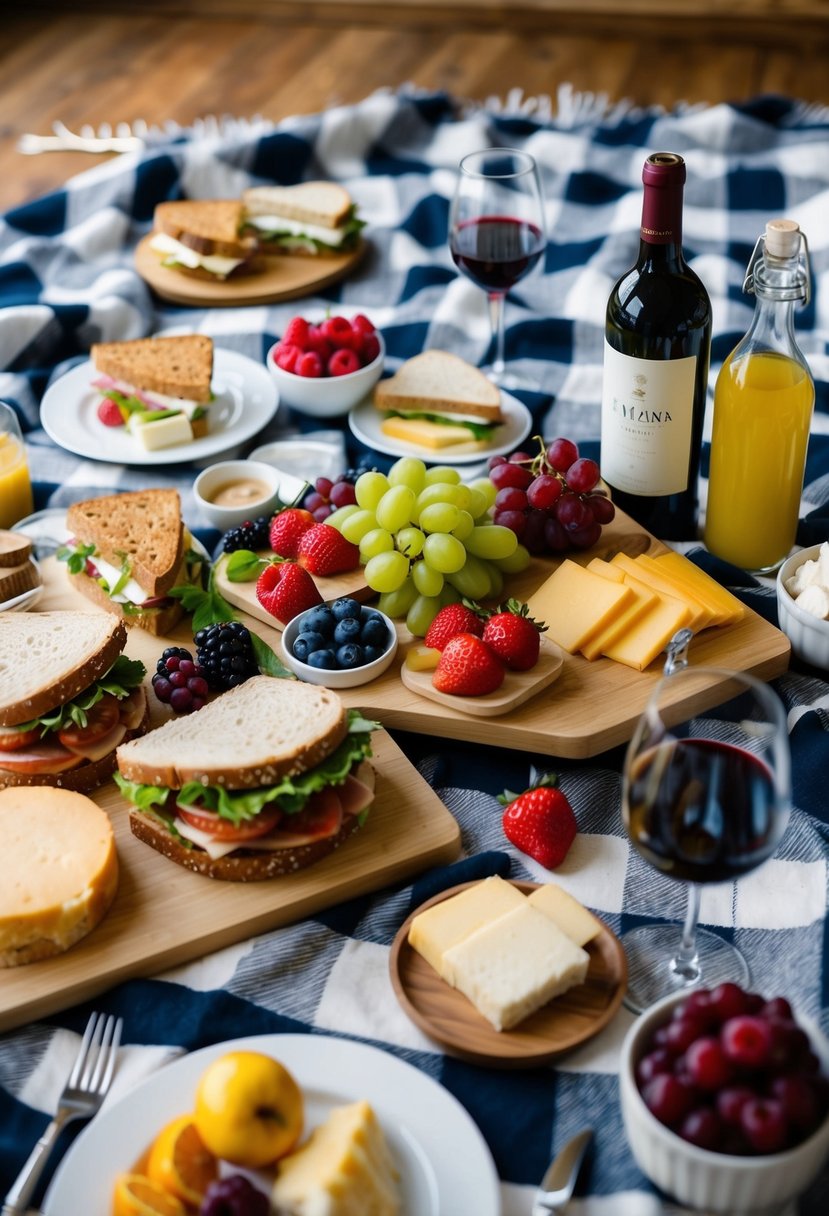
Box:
0;787;118;967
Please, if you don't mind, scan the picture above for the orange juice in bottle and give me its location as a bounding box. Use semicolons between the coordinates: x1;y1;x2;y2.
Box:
0;403;34;529
705;220;814;574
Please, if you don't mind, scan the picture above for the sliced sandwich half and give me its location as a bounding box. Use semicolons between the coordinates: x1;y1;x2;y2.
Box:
242;182;365;256
114;677;377;881
91;334;214;450
374;350;504;451
150;199;263;280
57;488;203;637
0;612;148;792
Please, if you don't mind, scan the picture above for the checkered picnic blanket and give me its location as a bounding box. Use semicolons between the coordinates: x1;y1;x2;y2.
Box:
0;88;828;1215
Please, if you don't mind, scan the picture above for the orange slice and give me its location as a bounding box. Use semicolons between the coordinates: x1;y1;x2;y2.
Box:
112;1174;186;1216
145;1114;219;1207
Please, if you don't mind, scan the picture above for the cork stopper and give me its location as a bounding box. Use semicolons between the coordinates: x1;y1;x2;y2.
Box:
765;219;801;259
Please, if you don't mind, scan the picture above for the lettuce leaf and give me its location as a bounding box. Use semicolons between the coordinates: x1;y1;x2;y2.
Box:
19;655;146;735
385;410;499;440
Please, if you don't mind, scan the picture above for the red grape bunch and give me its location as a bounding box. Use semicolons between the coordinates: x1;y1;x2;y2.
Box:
488;435;615;555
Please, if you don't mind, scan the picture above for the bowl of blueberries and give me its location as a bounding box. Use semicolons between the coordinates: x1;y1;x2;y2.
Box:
280;597;398;689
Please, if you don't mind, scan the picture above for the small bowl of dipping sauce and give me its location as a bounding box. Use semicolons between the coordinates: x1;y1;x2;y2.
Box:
193;459;284;530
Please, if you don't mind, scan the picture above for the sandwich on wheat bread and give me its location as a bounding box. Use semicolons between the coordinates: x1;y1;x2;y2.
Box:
91;334;214;449
374;350;504;451
0;612;148;792
58;488;203;637
115;677;377;881
150;199;263;280
241;181;364;256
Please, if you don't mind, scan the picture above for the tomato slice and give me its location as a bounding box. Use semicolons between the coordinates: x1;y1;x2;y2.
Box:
177;802;283;841
0;725;42;752
275;788;343;840
57;694;120;750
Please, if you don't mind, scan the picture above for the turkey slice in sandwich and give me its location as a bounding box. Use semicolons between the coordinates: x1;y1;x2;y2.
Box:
114;677;378;881
0;612;148;792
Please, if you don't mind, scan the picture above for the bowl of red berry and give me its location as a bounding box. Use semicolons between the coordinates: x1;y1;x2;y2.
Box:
619;984;829;1213
280;598;398;688
267;313;385;417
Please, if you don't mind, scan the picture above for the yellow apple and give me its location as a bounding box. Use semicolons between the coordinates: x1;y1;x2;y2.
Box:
193;1051;304;1168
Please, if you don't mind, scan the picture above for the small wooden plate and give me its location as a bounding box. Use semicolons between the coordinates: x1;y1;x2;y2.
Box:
399;636;565;717
389;880;627;1068
213;550;373;631
134;235;367;307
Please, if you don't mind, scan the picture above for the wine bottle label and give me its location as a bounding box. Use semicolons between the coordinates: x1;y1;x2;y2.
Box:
601;343;697;496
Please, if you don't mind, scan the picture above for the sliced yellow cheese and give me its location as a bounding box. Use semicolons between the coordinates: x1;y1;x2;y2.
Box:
443;902;590;1031
610;553;711;630
602;572;693;670
633;553;718;629
379;416;488;451
0;787;118;967
407;875;525;982
526;559;634;653
582;559;658;660
528;884;603;947
652;551;746;627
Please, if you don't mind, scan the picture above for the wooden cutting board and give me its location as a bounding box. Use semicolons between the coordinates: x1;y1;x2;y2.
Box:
213;551;373;631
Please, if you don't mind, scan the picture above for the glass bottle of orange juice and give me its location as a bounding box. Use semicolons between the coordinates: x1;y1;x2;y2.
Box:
705;220;813;574
0;401;34;529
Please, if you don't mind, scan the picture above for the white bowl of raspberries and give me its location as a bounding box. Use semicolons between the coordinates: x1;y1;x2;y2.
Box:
267;313;385;417
619;984;829;1213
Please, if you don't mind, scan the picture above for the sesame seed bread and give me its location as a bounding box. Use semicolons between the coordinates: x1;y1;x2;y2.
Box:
91;334;214;403
66;488;184;599
242;182;353;230
116;676;348;789
374;351;503;423
0;612;127;728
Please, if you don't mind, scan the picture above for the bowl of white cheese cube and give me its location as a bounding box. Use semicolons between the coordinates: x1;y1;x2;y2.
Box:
777;542;829;671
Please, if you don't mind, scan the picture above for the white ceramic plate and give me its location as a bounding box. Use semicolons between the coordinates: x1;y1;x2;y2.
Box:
43;1033;501;1216
349;388;532;466
40;349;278;466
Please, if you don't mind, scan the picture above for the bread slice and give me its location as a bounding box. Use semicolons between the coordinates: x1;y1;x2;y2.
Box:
117;676;348;789
374;351;503;422
0;612;127;727
153;199;255;257
66;488;184;599
0;559;39;603
0;787;118;967
242;182;353;230
0;530;33;568
91;334;213;403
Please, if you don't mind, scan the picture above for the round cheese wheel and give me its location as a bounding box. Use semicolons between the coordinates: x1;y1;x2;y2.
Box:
0;787;118;967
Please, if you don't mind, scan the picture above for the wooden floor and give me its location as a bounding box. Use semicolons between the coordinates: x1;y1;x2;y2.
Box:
1;7;829;213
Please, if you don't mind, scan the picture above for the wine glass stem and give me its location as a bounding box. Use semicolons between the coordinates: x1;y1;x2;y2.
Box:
670;882;702;985
487;291;506;379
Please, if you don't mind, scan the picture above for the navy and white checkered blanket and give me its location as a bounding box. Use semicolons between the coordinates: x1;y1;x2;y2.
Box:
1;88;828;1215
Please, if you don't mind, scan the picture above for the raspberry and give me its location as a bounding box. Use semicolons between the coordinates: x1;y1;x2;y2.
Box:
361;333;381;364
351;313;375;336
304;326;333;360
281;316;310;349
97;397;125;427
275;343;300;372
295;350;323;378
152;647;208;713
328;348;361;377
321;315;356;347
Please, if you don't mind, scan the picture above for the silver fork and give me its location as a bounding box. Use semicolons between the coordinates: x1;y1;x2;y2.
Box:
2;1011;123;1216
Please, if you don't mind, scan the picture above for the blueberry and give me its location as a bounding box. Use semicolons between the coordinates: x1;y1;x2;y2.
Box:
331;597;362;621
303;606;336;637
308;648;337;669
360;616;387;647
362;645;383;663
336;643;365;669
295;629;326;653
292;636;312;662
334;617;361;645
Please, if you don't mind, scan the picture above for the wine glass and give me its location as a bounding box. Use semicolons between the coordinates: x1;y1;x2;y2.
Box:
621;640;791;1014
448;148;546;389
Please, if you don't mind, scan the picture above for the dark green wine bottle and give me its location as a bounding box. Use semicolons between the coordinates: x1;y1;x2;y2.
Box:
601;152;711;540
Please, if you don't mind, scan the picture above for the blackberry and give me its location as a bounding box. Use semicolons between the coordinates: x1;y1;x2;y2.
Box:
194;621;259;690
221;515;272;554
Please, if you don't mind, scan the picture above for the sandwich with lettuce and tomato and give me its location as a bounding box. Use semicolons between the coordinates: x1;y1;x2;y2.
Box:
241;181;365;256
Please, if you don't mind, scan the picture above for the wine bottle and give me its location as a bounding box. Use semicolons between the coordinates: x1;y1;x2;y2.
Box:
600;152;712;539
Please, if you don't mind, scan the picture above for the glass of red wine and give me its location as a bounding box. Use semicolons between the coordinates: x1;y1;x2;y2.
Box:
449;148;546;388
621;645;791;1014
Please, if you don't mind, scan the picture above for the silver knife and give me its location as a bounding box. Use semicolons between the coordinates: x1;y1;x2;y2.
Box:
532;1127;593;1214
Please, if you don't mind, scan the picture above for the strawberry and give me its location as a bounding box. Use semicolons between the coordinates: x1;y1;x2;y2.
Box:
96;397;125;427
269;508;315;558
296;523;360;576
432;633;504;696
424;602;484;651
482;599;546;671
256;561;322;625
498;775;577;869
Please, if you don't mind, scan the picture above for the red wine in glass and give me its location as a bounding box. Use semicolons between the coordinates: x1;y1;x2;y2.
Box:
626;738;780;884
450;215;545;292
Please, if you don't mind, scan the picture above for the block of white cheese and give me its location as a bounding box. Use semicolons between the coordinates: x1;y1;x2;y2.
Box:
528;883;603;948
407;875;526;982
443;903;590;1031
131;411;194;451
0;787;118;967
